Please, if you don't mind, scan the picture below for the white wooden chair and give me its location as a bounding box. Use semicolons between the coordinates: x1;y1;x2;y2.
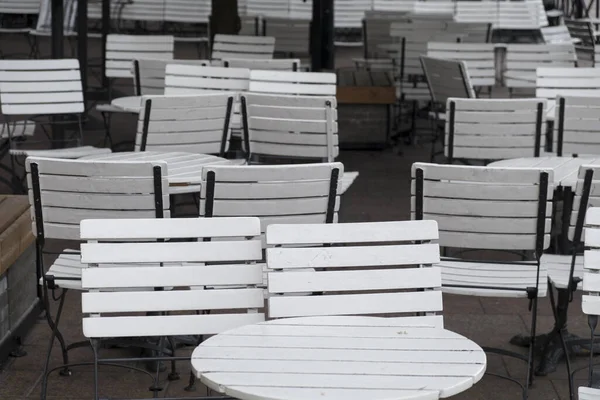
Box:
265;219;443;327
133;58;210;96
541;25;580;45
249;70;336;96
95;35;176;148
444;98;547;164
200;163;343;251
420;56;476;162
554;95;600;157
0;59;109;191
221;58;301;71
80;216;264;400
164;0;211;48
211;34;276;61
504;44;577;94
165;64;251;132
262;17;311;61
412;1;455;17
136;93;235;157
26;156;169;395
580;208;600;397
536;67;600;114
565;19;596;66
411;162;553;399
241;93;338;163
426;42;496;89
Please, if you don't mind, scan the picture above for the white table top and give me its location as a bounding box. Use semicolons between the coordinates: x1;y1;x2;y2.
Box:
489;156;600;188
111;95;143;113
80;151;231;194
191;316;487;400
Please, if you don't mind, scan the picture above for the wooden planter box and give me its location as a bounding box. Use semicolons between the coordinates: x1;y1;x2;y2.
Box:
336;70;396;149
0;195;39;363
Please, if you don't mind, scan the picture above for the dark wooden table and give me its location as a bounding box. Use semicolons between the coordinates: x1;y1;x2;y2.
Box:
336;70;396;149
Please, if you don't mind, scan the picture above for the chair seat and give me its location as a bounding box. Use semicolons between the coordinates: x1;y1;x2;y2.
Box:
340;171;359;194
10;146;112;159
541;253;583;290
0;27;32;33
579;386;600;399
440;257;548;298
41;251;85;290
1;121;35;139
96;103;131;113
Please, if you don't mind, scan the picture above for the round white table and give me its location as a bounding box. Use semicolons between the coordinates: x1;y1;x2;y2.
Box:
111;96;144;113
191;316;487;400
80;151;232;194
489;156;600;188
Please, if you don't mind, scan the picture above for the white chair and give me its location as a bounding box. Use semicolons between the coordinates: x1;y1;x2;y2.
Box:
80;216;264;400
133;58;211;95
0;59;109;191
541;25;580;45
136;93;235;157
505;44;577;94
426;42;496;89
265;219;443;326
554;95;600;157
444;98;547;163
211;34;275;60
249;70;336;96
26;156;170;396
241;93;338;163
565;19;595;66
200;162;343;248
411;162;553;399
222;58;301;71
579;387;600;400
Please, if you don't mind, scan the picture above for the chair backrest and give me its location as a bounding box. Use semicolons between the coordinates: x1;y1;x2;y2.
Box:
426;42;495;87
265;220;443;326
25;157;169;241
222;58;301;71
249;70;336;96
505;44;577;89
136;93;234;156
411;162;553;254
445;98;546;162
241;93;338;162
372;0;415;12
165;64;250;95
536;67;600;101
164;0;211;23
541;25;576;44
565;165;598;242
446;22;491;43
583;207;600;318
565;18;595;65
80;217;264;339
335;0;371;28
211;34;276;60
0;0;39;14
133;58;211;96
555;96;600;157
412;1;455;17
0;59;84;116
36;0;77;32
106;35;174;79
262;17;311;57
420;56;475;108
200;163;343;242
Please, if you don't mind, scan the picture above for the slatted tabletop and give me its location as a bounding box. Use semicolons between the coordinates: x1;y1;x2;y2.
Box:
191;316;486;400
489;156;600;188
80;151;232;194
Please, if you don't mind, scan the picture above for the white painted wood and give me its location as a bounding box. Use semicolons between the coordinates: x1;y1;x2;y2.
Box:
420;56;476;106
135;58;210;95
136;93;234;156
164;0;211;23
249;70;336;96
505;44;576;89
426;42;495;87
0;59;84;115
212;34;275;61
191;316;486;400
554;96;600;157
455;0;546;30
541;25;579;45
579;387;600;400
243;93;338;162
536;67;600;101
266;220;442;322
81;216;265;338
565;19;596;65
444;98;546;161
33;0;77;34
105;35;174;79
0;0;39;14
165;64;250;94
222;58;301;71
263;17;310;56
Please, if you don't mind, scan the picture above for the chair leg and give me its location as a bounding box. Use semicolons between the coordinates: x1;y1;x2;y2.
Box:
100;112;114;150
525;295;539;399
91;339;100;400
558;327;574;400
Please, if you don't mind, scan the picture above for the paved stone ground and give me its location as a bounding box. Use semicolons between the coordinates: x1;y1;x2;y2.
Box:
0;33;596;400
